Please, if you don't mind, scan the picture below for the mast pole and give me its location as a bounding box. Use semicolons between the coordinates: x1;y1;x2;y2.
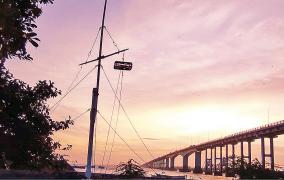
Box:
85;0;108;178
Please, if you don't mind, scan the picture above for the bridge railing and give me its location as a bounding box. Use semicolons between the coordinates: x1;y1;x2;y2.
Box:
197;120;284;148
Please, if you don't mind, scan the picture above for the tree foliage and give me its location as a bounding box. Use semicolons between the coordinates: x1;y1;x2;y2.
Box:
226;156;284;179
114;159;145;178
0;0;53;65
0;67;73;170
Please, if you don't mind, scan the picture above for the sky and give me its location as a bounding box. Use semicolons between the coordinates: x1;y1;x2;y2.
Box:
6;0;284;167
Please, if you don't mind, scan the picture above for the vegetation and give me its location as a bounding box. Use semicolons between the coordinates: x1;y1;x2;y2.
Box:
114;159;146;178
0;0;53;65
0;0;73;171
0;67;73;170
226;156;284;179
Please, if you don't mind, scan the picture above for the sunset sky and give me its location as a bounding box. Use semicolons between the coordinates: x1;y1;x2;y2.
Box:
6;0;284;167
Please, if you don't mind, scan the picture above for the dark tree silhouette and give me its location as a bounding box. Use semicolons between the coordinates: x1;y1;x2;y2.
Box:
0;0;53;66
0;67;73;170
226;156;284;179
0;0;74;171
114;159;145;178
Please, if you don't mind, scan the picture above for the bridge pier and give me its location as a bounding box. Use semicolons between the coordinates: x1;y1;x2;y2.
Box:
248;141;252;165
261;136;275;170
240;140;252;167
220;146;223;173
225;144;228;171
214;147;217;173
210;147;213;173
241;141;244;167
232;143;235;167
261;137;265;168
213;146;223;176
270;137;275;170
182;154;189;172
170;157;175;170
165;158;169;169
205;148;213;174
205;149;208;172
194;151;202;173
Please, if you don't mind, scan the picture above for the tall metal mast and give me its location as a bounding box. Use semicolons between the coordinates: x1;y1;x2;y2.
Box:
83;0;130;178
85;0;108;178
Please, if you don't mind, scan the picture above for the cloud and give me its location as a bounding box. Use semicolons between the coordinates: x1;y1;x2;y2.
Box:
143;137;162;141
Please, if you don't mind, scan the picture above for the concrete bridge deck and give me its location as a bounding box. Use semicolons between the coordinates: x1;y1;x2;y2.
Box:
144;120;284;175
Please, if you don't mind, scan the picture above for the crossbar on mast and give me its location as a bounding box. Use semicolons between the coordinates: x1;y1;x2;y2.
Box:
79;48;129;66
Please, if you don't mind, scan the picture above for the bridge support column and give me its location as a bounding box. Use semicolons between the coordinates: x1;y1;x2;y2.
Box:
205;148;213;174
240;141;244;167
220;146;223;173
261;137;275;170
214;147;217;174
270;137;274;170
205;149;208;172
210;147;213;173
232;144;235;168
205;148;208;174
165;158;169;169
159;160;164;169
248;141;252;165
194;151;202;173
170;157;175;170
261;137;265;169
225;144;228;172
182;154;189;172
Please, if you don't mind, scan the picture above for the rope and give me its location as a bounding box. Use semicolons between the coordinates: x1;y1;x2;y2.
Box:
49;65;98;112
97;110;158;175
97;111;146;163
50;28;101;112
104;70;123;173
50;66;83;112
86;27;101;63
104;26;119;51
101;66;155;160
72;108;91;122
99;70;122;173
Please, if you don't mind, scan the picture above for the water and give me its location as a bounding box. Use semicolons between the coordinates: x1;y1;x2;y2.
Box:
75;167;232;179
145;169;232;180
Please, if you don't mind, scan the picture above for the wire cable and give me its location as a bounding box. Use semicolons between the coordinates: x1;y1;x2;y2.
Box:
50;66;83;113
97;110;158;175
105;70;123;173
86;27;102;63
49;28;101;112
72;108;91;122
99;70;122;173
101;66;155;160
104;26;119;51
49;65;98;112
97;111;146;163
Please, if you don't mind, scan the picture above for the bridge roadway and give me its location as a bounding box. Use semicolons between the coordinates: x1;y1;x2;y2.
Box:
143;120;284;175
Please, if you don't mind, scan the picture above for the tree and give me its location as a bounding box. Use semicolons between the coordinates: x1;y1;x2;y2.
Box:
0;67;73;170
226;156;284;179
0;0;54;66
114;159;146;178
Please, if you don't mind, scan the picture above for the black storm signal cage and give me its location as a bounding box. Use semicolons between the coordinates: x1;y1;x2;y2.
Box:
114;61;132;71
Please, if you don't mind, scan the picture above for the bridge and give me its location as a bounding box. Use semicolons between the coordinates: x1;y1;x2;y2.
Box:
143;120;284;175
